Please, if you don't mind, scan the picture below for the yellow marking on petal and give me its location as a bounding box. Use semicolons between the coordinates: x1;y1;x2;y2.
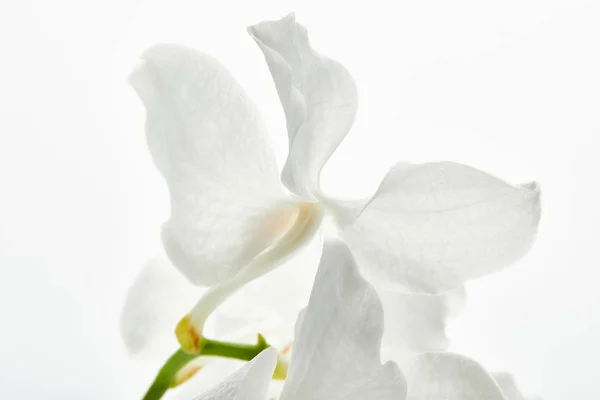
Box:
281;341;293;356
172;364;203;387
264;206;300;239
272;353;288;380
175;315;203;354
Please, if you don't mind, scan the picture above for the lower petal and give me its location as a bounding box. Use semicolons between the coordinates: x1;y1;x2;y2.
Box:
192;348;277;400
400;352;506;400
281;240;406;400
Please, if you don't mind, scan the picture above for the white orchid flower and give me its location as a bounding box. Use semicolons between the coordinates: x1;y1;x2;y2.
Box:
193;240;532;400
123;12;540;355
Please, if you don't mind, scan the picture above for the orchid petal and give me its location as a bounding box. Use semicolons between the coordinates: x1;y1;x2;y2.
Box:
401;353;506;400
130;44;288;286
380;286;466;359
193;348;276;400
494;373;542;400
120;256;200;358
343;162;541;293
249;13;358;199
281;240;406;400
173;358;243;399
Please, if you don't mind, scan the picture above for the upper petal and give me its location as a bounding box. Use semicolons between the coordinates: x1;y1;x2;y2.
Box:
343;162;542;293
120;256;200;359
281;240;407;400
130;44;289;286
401;353;506;400
193;348;277;400
249;13;358;199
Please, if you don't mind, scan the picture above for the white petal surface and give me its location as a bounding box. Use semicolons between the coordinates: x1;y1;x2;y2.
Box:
120;256;199;359
173;358;243;400
130;44;287;286
281;240;406;400
193;348;277;400
402;353;506;400
380;286;466;359
249;13;358;199
493;373;542;400
343;162;541;293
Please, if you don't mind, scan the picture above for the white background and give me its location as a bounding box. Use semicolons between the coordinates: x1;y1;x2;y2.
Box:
1;0;599;398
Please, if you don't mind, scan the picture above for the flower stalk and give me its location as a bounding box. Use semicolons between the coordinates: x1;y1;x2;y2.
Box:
142;334;280;400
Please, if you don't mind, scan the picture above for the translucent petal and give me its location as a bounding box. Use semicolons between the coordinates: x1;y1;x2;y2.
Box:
343;162;541;293
401;353;506;400
120;256;200;359
249;13;358;199
281;240;406;400
192;348;277;400
130;43;287;286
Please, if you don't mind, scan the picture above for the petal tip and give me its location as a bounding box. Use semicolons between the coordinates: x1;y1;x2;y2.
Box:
128;58;157;104
119;297;151;357
119;317;143;356
521;180;541;194
247;12;300;41
246;24;258;37
284;11;297;22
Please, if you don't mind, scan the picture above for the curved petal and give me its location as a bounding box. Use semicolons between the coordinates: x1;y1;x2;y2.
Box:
380;286;466;360
193;348;277;400
120;256;200;359
130;43;288;286
343;162;542;293
493;373;542;400
281;240;407;400
401;353;506;400
249;13;358;199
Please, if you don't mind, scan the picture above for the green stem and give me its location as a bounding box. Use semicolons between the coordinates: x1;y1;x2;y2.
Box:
141;335;270;400
142;349;197;400
201;334;268;360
